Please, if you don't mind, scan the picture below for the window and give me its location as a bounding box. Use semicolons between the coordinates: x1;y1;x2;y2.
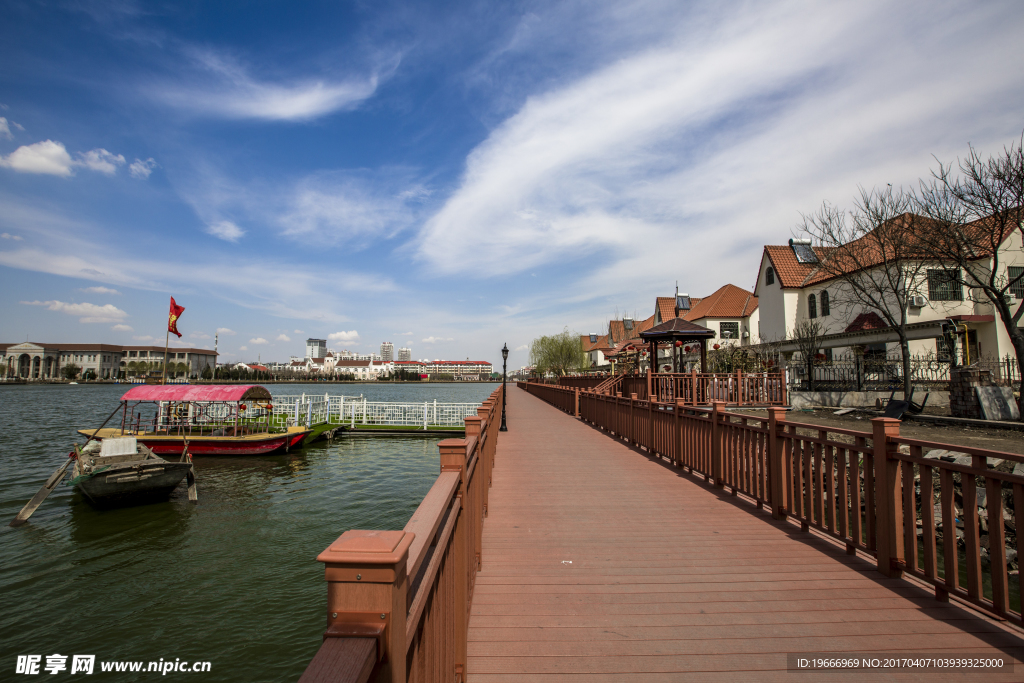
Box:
928;269;962;301
1009;266;1024;299
820;290;830;316
766;267;775;285
719;322;739;340
808;294;817;319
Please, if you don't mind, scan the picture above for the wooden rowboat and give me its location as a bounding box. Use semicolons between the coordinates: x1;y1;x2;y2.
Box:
70;437;193;505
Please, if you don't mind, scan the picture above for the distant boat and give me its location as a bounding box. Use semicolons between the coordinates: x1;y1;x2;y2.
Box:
68;382;78;385
78;384;310;456
70;436;193;505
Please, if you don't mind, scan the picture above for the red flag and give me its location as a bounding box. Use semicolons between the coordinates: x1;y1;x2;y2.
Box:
168;297;185;338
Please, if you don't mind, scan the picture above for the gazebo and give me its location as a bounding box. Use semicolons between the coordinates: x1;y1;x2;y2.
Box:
638;318;717;374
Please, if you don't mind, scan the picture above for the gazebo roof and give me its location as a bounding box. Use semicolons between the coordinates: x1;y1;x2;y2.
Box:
639;318;716;341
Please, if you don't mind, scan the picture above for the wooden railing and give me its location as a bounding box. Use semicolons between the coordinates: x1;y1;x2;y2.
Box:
519;382;579;416
651;370;786;405
299;385;502;683
552;387;1024;626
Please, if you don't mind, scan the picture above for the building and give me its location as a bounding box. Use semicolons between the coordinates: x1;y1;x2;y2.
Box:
380;341;394;362
334;359;393;380
681;284;759;347
753;226;1023;361
398;347;412;361
2;342;217;380
306;338;327;359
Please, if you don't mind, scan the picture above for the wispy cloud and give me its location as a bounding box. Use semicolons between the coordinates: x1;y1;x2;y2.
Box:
250;337;268;345
81;285;120;295
276;334;291;342
129;157;158;179
77;149;125;174
328;330;359;342
216;327;236;335
112;323;133;331
21;299;129;323
206;220;244;242
133;334;156;341
0;118;12;140
421;336;453;344
190;331;211;339
150;48;383;121
2;233;24;241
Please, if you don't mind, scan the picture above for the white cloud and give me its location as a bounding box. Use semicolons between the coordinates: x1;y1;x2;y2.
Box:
416;0;1024;290
151;48;383;121
133;334;156;341
190;331;211;339
112;324;133;331
216;327;236;335
294;329;303;334
250;337;268;345
276;334;291;342
129;157;158;179
239;345;248;351
0;118;11;140
1;140;75;176
1;233;24;241
80;285;120;295
515;344;529;351
398;331;414;336
421;336;455;344
328;330;359;342
21;299;129;323
206;220;245;242
76;149;125;174
0;140;130;177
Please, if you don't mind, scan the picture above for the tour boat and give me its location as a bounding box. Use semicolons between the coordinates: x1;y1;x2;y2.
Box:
70;436;194;505
78;384;311;456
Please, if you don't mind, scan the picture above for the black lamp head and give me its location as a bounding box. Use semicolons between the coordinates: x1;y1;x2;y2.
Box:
501;343;509;360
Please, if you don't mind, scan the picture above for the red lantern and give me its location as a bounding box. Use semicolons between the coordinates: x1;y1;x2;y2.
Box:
674;340;682;347
713;344;720;350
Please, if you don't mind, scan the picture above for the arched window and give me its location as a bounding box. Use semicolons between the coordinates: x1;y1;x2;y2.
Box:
766;267;775;285
820;290;830;316
808;294;817;319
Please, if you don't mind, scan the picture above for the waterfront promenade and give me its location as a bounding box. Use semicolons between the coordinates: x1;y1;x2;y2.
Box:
466;389;1024;681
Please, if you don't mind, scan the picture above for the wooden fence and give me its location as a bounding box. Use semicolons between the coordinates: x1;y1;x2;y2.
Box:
539;386;1024;627
299;385;502;683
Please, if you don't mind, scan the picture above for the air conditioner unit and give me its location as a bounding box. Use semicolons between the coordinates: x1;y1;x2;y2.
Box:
741;331;749;338
1004;293;1018;305
909;295;927;307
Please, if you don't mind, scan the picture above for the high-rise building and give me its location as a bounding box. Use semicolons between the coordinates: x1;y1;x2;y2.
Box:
398;347;411;361
306;338;327;359
380;341;394;362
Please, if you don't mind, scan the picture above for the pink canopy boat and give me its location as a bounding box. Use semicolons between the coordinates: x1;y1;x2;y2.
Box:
77;384;311;456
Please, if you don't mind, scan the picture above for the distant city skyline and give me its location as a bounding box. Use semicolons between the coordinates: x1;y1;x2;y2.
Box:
3;2;1023;368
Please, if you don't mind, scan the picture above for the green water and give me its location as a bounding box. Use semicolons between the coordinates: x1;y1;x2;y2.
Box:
0;383;497;681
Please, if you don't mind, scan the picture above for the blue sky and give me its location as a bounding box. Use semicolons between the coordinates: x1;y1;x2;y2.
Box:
2;0;1023;367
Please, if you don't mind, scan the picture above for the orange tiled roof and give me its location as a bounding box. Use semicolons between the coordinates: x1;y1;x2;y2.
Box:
581;334;612;353
655;296;704;322
608;314;655;343
683;284;757;320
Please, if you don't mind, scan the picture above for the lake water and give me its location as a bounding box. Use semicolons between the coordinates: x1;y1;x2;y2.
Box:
0;382;498;681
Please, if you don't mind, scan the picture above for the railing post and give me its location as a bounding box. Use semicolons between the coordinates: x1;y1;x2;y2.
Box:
767;406;788;519
574;388;580;417
438;438;469;675
675;398;685;467
316;529;414;683
872;417;904;578
711;401;725;487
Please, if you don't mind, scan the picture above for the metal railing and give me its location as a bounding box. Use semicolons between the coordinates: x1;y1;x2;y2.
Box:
299;385;503;683
786;355;1021;391
270;395;482;429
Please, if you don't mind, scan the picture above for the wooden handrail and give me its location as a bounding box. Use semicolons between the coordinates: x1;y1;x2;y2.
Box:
300;384;503;682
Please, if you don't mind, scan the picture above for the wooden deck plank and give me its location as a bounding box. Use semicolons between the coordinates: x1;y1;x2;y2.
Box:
466;390;1024;682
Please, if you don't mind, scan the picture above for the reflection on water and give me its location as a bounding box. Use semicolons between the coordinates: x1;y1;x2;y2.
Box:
0;383;487;681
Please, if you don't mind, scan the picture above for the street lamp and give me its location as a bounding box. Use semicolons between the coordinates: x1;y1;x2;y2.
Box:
500;343;509;431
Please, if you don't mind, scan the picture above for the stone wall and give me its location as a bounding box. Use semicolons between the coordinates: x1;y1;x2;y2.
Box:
949;367;993;419
789;390;949;409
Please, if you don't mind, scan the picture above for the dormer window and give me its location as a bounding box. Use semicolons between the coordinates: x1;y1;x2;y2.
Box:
766;267;775;285
589;333;598;343
623;318;634;331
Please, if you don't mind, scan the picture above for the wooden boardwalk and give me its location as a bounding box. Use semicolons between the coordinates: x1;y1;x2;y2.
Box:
467;390;1024;681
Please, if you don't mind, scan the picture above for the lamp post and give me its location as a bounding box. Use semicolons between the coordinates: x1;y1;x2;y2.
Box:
500;343;509;431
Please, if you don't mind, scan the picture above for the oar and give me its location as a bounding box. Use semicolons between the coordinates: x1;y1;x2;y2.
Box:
9;403;123;528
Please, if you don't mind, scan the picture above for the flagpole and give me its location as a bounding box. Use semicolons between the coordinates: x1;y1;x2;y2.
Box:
162;328;170;385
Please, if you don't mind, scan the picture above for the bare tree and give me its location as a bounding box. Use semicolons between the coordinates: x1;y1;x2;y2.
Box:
790;320;825;392
916;139;1024;413
799;186;931;398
